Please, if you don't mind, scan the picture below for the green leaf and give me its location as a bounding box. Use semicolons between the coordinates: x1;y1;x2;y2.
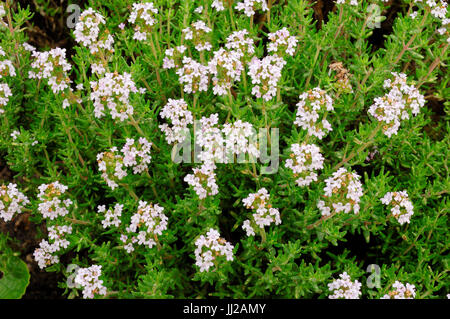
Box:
0;254;30;299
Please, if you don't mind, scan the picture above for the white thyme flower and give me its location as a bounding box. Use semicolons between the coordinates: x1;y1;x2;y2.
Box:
121;137;152;174
176;56;209;94
162;45;186;69
74;265;107;299
235;0;268;17
33;240;60;269
248;55;286;101
10;130;20;140
37;182;73;220
368;72;425;137
195;228;234;272
91;62;106;75
128;2;159;41
98;203;123;228
212;0;226;11
74;8;114;54
0;2;5;18
225;29;256;61
222;120;259;161
0;183;30;222
90;71;139;121
182;20;212;52
0;82;11;112
267;27;298;57
294;87;334;139
47;224;72;251
194;6;203;14
184;162;219;199
22;42;36;52
328;272;362;299
209;48;244;96
159;98;193;144
124;201;168;251
97;147;127;190
195;113;226;164
380;190;414;225
242;188;281;236
381;281;416;299
430;1;448;19
0;47;16;78
285;143;324;187
318;168;363;217
28;47;72;94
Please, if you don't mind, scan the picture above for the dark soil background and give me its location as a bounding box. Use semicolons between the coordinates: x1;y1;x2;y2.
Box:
0;0;407;299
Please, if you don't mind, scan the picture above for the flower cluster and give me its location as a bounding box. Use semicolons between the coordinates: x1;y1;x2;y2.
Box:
285;143;324;187
37;182;73;220
0;82;11;112
430;0;450;44
267;28;298;57
128;2;158;41
28;47;72;94
97;137;152;189
380;190;414;225
194;6;204;14
33;224;72;269
194;228;234;272
410;1;449;42
196;113;225;163
74;8;114;54
97;147;127;190
381;281;416;299
182;20;212;52
162;45;187;69
208;48;244;96
294;87;334;139
0;2;5;18
121;137;152;174
222;120;259;160
317;168;363;217
242;188;281;236
176;56;209;94
225;29;256;62
0;183;30;222
184;162;219;199
121;201;168;252
91;62;106;75
90;71;139;121
159;98;193;144
0;47;14;113
328;272;362;299
235;0;269;17
10;129;20;140
368;72;425;137
248;55;286;101
0;47;16;78
212;0;226;12
98;203;123;228
74;265;107;299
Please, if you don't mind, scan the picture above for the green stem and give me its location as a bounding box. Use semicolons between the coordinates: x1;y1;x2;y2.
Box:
260;227;266;244
333;122;382;170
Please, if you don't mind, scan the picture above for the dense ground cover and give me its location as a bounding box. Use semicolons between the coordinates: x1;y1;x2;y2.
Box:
0;0;448;299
